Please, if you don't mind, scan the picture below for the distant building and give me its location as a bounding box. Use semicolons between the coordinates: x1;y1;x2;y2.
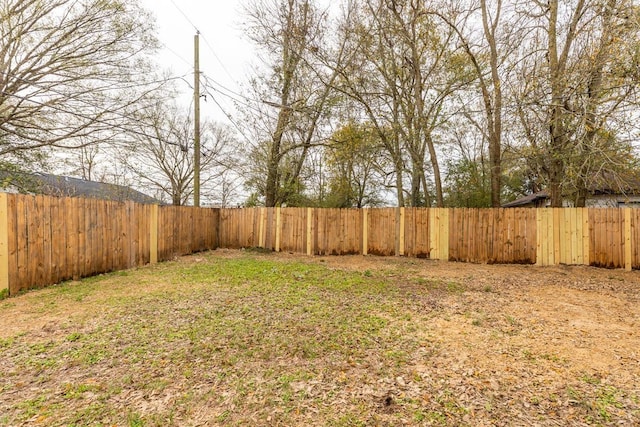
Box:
0;172;162;204
503;180;640;208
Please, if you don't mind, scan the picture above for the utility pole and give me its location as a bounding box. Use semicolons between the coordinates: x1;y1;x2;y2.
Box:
193;31;201;207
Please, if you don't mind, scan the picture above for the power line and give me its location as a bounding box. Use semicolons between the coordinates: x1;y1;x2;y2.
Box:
167;0;200;33
201;87;255;147
159;41;193;70
200;72;257;105
200;33;236;84
164;0;239;91
199;74;278;121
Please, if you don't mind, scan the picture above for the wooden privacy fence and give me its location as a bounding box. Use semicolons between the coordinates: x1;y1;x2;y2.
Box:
218;206;640;271
0;193;219;296
1;194;639;297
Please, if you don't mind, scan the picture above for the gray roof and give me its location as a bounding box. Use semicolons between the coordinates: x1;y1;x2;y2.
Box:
501;190;549;208
1;172;162;204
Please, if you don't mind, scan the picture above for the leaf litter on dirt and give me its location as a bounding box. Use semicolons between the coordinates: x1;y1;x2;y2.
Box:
0;249;638;426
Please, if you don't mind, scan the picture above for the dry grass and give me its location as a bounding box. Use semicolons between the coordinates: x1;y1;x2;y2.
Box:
0;249;639;426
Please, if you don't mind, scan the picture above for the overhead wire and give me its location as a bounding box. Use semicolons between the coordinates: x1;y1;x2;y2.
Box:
200;85;256;147
200;34;237;84
159;42;193;71
167;0;200;33
200;73;277;121
166;0;234;84
0;70;205;148
163;0;264;115
200;72;259;105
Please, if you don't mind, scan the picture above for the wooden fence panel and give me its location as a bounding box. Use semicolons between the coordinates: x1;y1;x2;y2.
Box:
632;209;640;269
450;208;536;264
201;208;219;251
5;197;640;295
555;208;589;266
315;209;361;255
15;196;29;292
158;205;173;261
219;208;260;249
338;209;361;255
404;208;430;258
8;200;201;291
280;208;307;253
367;208;396;256
315;209;335;255
7;195;18;294
589;208;625;269
138;204;151;266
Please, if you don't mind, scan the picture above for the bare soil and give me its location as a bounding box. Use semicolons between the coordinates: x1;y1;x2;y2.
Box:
0;249;638;426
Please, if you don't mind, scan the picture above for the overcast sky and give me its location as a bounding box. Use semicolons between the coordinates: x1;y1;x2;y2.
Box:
139;0;255;125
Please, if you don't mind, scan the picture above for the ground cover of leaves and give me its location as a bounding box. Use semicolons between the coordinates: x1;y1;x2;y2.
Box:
0;249;638;426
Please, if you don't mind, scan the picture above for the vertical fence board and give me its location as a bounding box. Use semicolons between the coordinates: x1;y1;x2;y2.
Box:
0;194;8;295
15;196;27;292
41;196;52;286
280;208;305;254
632;209;640;269
31;196;44;287
398;208;405;256
369;208;395;256
625;208;632;271
6;195;17;293
362;209;369;255
306;208;313;255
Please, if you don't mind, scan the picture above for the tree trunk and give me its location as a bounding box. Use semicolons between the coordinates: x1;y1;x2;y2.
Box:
425;133;444;207
481;0;503;207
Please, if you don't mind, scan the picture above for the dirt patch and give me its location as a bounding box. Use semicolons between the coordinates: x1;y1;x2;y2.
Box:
1;250;639;426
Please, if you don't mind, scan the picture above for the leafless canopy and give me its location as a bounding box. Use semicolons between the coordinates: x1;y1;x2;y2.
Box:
0;0;158;160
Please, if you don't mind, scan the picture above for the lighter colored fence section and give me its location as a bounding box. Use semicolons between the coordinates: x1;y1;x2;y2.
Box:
536;208;590;267
0;194;9;294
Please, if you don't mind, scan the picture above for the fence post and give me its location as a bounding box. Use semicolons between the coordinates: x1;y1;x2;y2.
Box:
306;207;313;256
362;208;369;255
625;208;632;271
150;205;158;264
398;207;405;256
582;208;590;266
0;193;9;296
553;208;561;265
275;207;281;252
258;207;266;248
429;209;438;259
440;208;450;261
429;208;449;260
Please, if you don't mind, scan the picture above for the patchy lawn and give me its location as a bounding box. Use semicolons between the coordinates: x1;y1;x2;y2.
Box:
0;249;639;426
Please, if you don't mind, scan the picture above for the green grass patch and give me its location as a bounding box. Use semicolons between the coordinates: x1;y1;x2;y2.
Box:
0;251;637;426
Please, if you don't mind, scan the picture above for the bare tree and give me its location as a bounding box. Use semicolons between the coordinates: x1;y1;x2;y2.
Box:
330;0;471;207
123;101;237;206
243;0;346;207
516;0;640;206
0;0;159;162
426;0;526;207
